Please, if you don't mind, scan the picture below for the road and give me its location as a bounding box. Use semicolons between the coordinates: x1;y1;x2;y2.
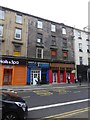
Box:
18;85;90;119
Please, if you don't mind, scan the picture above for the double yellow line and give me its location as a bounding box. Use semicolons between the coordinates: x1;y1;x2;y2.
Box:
39;107;90;119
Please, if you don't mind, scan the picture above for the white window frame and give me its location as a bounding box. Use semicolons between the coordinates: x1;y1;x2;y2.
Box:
51;24;56;32
78;31;81;37
15;28;22;39
37;21;43;29
79;57;83;65
37;38;41;43
0;10;4;20
16;14;22;24
36;48;43;59
62;28;66;34
0;25;3;36
79;43;82;50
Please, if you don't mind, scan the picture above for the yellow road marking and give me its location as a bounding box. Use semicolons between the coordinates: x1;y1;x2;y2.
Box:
33;90;53;96
39;107;90;119
22;96;30;99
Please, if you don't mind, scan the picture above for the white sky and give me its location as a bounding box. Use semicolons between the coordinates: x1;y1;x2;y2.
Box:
0;0;89;30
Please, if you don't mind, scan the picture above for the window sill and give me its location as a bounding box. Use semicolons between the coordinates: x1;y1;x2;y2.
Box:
12;40;23;45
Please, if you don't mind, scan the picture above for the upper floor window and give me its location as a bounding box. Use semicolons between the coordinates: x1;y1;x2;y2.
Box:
16;14;22;24
79;43;83;52
51;36;56;45
37;21;43;29
78;31;82;39
51;50;57;57
36;48;43;59
14;44;21;52
51;24;56;32
88;58;90;65
62;28;66;34
79;57;83;65
86;33;89;41
87;45;90;53
63;38;67;48
0;25;3;36
62;51;68;58
0;10;4;20
15;28;22;40
37;33;43;43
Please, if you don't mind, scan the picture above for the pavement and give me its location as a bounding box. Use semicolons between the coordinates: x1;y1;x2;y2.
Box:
0;82;89;91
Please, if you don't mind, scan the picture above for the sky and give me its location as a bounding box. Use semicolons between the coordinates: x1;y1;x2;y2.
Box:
0;0;89;30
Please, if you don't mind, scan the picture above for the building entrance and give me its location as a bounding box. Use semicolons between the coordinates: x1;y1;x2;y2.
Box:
53;72;57;83
3;69;12;85
31;70;41;85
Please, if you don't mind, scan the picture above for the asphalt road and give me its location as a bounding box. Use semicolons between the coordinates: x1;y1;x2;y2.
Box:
18;86;90;119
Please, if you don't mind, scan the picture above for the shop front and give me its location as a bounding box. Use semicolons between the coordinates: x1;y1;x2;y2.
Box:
0;56;27;86
49;62;75;84
77;65;90;82
27;62;49;85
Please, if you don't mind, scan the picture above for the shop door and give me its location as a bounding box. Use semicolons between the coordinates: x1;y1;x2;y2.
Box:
31;70;41;85
53;72;57;83
3;69;12;85
88;73;90;82
60;72;63;82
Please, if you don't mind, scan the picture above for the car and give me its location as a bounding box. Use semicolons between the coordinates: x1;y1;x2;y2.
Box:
0;90;28;120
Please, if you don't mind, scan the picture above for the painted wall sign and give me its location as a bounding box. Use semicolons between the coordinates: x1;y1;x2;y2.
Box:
0;59;19;65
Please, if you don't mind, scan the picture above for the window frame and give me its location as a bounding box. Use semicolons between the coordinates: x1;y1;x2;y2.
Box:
0;25;3;36
15;28;22;40
0;9;4;20
51;50;57;57
51;24;56;32
79;43;83;52
37;20;43;29
16;14;22;24
79;56;83;65
37;33;43;43
62;27;66;34
14;44;21;52
36;48;43;59
51;36;56;46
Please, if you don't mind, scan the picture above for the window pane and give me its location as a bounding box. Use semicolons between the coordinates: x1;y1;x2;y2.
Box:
37;33;43;43
88;58;90;65
51;36;56;45
16;14;22;24
14;45;21;52
51;50;56;56
62;28;66;34
15;28;22;39
78;31;81;38
37;21;43;29
36;48;43;58
0;25;3;36
79;57;83;65
79;43;82;49
51;24;56;32
0;10;4;19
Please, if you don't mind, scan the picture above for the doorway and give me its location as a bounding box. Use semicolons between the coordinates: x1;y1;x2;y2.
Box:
31;70;41;85
3;69;12;85
53;72;57;83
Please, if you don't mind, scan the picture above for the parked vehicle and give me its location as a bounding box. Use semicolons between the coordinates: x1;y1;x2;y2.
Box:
0;90;28;120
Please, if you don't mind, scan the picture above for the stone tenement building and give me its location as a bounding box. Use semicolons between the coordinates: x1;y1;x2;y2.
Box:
0;6;89;85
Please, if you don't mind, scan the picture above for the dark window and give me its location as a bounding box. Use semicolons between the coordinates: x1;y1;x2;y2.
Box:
14;44;21;52
88;58;90;65
37;33;43;43
79;57;83;65
62;51;68;58
63;38;67;48
51;36;56;46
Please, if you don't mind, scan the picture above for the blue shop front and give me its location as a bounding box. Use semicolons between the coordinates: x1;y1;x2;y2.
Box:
27;62;49;85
